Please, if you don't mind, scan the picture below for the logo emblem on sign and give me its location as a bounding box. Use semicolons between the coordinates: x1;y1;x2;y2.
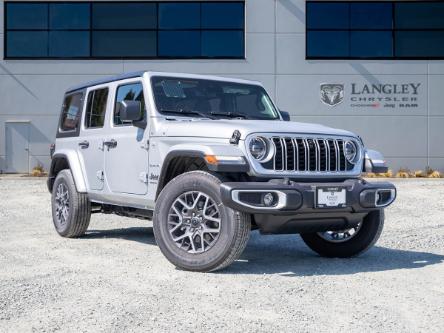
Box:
320;84;344;107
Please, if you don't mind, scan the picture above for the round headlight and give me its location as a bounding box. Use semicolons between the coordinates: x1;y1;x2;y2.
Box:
249;137;268;161
344;140;359;164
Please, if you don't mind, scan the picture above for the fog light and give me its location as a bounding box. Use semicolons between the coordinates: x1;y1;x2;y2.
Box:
263;193;275;207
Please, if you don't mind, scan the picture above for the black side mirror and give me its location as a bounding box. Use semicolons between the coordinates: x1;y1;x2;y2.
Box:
118;100;146;129
279;110;291;121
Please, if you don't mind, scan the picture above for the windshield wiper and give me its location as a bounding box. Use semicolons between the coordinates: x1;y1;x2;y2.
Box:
210;111;248;119
160;109;215;119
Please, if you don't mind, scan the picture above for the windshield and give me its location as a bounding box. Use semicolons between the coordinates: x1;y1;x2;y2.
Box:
151;76;279;120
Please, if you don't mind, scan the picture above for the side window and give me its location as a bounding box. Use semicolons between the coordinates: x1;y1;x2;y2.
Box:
60;92;83;131
114;82;146;126
85;88;109;128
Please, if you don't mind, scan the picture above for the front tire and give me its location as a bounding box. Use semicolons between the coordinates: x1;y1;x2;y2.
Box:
300;210;384;258
51;169;91;238
153;171;251;272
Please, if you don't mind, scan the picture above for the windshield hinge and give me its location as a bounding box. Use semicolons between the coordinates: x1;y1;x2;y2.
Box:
139;172;149;184
230;130;241;145
141;139;150;150
96;170;104;181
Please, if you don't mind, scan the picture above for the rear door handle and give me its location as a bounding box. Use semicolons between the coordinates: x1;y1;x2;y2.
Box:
78;140;89;149
103;139;117;148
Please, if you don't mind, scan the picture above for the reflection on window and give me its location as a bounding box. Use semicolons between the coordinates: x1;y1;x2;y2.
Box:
159;3;200;29
201;2;245;29
85;88;109;129
114;83;146;126
350;3;392;29
395;32;444;57
49;31;90;57
92;3;157;29
50;3;90;30
202;31;244;58
306;2;349;29
306;1;444;59
92;31;157;57
350;31;393;58
6;3;48;29
151;77;279;120
158;31;200;57
5;1;245;59
307;31;349;58
7;31;48;57
61;93;83;131
395;3;444;29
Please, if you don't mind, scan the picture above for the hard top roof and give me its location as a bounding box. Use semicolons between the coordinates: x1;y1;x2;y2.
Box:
66;71;262;93
66;71;145;93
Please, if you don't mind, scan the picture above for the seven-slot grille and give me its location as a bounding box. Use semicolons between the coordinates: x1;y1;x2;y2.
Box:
266;137;355;172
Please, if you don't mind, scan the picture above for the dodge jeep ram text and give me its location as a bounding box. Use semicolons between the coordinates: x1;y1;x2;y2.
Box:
48;71;396;272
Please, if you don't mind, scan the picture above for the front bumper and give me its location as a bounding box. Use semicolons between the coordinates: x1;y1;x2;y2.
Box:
220;178;396;234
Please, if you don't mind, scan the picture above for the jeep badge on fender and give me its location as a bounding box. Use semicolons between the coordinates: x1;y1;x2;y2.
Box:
47;71;396;272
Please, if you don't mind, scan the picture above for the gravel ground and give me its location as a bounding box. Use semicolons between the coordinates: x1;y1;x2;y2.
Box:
0;177;443;333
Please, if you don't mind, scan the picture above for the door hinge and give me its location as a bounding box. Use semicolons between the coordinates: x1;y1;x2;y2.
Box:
139;172;149;183
96;170;104;181
141;139;150;150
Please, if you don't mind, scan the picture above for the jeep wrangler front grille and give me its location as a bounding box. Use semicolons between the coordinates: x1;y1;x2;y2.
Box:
267;137;354;173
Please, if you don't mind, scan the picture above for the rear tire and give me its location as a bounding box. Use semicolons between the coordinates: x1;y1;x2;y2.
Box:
51;169;91;238
153;171;251;272
300;210;384;258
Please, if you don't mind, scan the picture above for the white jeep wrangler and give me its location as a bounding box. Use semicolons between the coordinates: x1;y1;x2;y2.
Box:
48;71;396;272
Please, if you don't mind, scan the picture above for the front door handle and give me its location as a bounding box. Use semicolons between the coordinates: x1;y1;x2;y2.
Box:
103;139;117;149
78;140;89;149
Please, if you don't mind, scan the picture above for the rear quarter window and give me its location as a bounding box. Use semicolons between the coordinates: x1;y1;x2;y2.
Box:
60;92;83;131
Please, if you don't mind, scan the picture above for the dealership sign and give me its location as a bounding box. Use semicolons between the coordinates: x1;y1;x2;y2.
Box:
320;84;344;106
320;82;421;109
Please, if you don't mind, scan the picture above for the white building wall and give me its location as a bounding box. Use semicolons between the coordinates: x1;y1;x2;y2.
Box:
0;0;443;172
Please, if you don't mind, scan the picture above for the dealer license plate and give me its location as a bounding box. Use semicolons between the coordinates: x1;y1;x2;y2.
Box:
316;187;347;208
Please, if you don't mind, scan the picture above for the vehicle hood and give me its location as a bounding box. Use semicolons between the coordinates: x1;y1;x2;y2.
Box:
156;119;357;139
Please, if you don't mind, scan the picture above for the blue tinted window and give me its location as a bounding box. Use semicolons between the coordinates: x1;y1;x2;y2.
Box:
7;31;48;57
202;31;244;57
396;32;444;57
306;3;349;29
5;1;245;59
49;31;90;57
159;31;201;57
92;3;157;29
307;31;349;58
307;1;444;59
351;31;392;57
6;3;48;29
50;3;90;30
159;3;200;29
350;3;392;29
92;31;157;57
395;3;444;29
202;2;244;29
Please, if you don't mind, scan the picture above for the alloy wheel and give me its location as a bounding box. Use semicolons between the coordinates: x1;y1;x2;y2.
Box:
167;191;221;254
55;183;70;226
317;223;362;243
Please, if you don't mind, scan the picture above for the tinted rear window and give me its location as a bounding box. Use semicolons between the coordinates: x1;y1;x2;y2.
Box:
60;92;83;131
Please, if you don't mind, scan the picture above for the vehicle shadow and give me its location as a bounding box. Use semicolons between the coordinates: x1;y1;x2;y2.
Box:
83;228;444;276
84;227;157;246
225;232;444;276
